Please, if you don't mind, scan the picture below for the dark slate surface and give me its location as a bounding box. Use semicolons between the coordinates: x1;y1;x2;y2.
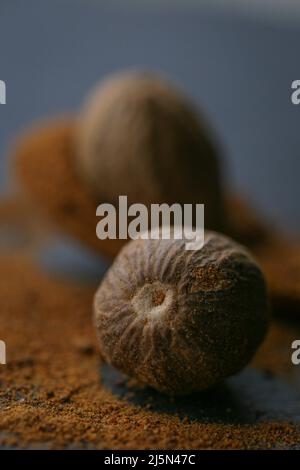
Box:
102;364;300;428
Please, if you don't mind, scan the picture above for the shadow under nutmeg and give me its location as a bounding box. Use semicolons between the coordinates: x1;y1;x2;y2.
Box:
101;364;300;425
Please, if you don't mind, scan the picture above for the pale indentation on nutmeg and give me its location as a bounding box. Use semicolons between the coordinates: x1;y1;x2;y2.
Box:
131;281;174;321
152;290;165;306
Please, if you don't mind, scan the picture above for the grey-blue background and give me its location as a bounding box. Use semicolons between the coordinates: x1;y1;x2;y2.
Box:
0;0;299;233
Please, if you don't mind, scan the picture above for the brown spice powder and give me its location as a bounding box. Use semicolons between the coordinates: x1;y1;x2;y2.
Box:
12;119;130;259
0;253;299;449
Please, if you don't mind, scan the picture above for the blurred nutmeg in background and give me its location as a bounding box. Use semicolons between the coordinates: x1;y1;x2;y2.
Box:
76;71;226;232
94;231;269;396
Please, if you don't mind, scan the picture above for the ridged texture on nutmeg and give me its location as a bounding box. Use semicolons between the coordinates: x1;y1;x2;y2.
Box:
94;232;269;395
77;71;225;232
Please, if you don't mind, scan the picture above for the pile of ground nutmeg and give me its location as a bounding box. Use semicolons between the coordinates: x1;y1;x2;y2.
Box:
0;198;300;450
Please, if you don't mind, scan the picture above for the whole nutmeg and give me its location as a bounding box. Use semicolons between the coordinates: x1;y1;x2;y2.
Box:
77;71;225;231
94;232;269;395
